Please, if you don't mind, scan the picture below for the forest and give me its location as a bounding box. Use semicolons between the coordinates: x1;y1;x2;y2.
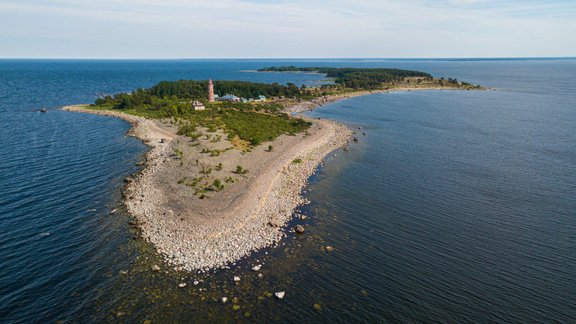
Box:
258;66;433;89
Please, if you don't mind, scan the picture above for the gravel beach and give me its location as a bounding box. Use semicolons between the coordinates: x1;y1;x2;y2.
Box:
63;104;352;271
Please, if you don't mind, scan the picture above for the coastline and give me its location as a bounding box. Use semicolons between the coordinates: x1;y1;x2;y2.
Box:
284;85;485;114
63;104;352;271
63;83;483;271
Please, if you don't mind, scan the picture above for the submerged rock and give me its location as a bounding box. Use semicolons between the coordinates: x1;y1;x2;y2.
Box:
294;225;305;233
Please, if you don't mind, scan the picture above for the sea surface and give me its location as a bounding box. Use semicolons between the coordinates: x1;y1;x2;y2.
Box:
1;59;575;322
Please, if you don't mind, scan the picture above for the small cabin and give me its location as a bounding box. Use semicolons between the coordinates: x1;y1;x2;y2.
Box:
191;100;205;111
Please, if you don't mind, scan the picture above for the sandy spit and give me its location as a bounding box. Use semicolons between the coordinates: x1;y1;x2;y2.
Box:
62;104;352;271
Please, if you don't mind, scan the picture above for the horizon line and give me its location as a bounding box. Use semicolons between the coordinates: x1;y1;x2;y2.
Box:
1;56;575;61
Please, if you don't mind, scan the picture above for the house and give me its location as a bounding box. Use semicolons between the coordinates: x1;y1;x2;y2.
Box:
219;94;241;102
254;95;267;102
191;100;205;111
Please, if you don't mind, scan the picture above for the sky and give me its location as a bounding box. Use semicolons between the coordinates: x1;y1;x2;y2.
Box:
0;0;575;58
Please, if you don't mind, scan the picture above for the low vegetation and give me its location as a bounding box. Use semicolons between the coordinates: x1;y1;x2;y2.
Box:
90;80;312;147
233;165;248;174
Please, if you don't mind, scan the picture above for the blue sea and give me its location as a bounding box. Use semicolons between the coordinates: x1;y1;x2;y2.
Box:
1;59;575;322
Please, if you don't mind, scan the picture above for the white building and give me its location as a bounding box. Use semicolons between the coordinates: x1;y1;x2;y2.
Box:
191;100;205;111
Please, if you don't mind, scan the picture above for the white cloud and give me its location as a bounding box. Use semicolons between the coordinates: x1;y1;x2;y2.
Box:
0;0;574;58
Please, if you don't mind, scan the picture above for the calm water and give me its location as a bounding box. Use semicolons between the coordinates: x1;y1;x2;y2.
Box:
1;59;575;322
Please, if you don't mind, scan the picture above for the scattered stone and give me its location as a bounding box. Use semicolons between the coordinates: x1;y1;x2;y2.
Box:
119;270;128;275
151;265;160;272
325;245;334;252
258;273;263;278
294;225;305;234
275;291;285;299
252;265;261;271
193;280;199;285
178;283;187;288
234;276;241;282
221;297;228;304
110;209;117;214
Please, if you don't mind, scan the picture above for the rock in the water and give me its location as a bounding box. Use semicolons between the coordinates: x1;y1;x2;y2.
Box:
151;265;160;272
252;265;261;271
221;297;228;304
234;276;241;282
193;280;199;285
325;245;334;252
178;283;187;288
275;291;285;299
294;225;305;233
258;273;263;278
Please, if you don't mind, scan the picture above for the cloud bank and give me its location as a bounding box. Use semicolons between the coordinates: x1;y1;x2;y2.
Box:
1;0;574;58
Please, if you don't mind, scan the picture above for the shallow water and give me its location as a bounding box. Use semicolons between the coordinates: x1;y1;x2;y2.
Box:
1;59;575;322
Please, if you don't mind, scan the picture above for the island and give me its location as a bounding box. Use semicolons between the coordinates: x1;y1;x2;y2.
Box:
63;67;483;271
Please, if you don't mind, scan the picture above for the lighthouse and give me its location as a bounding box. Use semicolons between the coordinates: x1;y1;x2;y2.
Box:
208;79;215;102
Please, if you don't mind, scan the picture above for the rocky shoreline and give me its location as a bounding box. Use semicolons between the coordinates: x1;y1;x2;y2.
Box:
63;104;352;271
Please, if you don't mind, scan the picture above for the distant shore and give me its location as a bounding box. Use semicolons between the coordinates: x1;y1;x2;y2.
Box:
63;103;352;271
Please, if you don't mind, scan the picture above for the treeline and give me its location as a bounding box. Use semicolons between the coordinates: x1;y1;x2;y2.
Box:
259;66;433;89
94;80;312;111
150;80;306;99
